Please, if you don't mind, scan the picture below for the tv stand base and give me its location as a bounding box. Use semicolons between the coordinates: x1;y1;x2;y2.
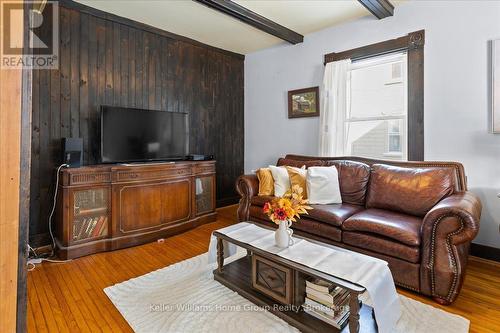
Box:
55;160;217;259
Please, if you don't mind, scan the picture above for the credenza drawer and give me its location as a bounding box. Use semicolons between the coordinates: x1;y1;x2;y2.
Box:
193;163;215;175
115;167;192;182
252;255;294;304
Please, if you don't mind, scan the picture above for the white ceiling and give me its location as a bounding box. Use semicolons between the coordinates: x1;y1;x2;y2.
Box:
76;0;400;54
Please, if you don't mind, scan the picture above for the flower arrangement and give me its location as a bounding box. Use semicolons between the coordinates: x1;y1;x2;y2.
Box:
262;185;312;224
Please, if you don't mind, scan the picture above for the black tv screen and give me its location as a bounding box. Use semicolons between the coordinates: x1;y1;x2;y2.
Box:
100;106;189;163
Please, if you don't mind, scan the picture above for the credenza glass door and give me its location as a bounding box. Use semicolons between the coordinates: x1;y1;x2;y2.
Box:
195;176;215;215
71;187;109;242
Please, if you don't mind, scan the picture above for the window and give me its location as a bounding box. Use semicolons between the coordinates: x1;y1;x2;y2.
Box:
345;52;408;161
324;30;425;161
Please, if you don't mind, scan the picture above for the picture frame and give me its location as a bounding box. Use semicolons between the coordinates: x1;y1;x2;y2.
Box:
493;39;500;133
288;86;320;118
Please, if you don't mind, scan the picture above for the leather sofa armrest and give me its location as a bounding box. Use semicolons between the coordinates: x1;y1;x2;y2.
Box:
422;192;481;245
235;174;259;221
420;192;482;304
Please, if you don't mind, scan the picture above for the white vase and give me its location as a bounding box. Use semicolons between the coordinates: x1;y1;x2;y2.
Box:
275;220;294;248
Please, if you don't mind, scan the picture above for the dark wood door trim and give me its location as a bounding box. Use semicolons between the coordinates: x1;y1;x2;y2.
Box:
17;2;32;332
357;0;394;19
193;0;303;44
324;30;425;161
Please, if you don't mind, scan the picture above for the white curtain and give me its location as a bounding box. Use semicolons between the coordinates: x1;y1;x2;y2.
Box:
319;59;351;156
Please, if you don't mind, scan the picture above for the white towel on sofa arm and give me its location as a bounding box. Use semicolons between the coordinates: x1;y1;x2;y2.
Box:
208;222;401;333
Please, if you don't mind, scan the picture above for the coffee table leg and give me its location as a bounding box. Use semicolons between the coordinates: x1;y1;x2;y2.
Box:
349;292;360;333
216;237;224;273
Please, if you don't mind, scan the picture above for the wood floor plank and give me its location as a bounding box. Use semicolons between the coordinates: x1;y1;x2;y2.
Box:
27;205;500;333
42;264;81;332
27;295;38;333
30;267;69;332
27;276;49;333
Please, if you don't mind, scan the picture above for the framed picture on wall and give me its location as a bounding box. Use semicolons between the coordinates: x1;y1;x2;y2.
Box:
288;86;320;118
493;39;500;133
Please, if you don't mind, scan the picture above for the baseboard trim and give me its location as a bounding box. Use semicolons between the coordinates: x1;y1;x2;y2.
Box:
470;243;500;262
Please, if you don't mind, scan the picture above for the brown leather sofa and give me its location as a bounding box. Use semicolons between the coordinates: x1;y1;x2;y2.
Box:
236;154;482;305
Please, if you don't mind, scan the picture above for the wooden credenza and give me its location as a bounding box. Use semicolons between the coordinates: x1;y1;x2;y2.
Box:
55;160;217;259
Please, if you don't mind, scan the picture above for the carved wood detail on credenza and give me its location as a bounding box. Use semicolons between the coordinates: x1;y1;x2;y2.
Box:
115;167;192;182
69;172;112;185
55;161;217;259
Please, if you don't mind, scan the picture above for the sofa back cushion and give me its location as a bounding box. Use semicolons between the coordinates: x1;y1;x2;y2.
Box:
326;160;371;206
366;164;455;217
277;158;325;168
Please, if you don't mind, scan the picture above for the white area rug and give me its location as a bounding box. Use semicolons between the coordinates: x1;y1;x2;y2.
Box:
104;252;469;333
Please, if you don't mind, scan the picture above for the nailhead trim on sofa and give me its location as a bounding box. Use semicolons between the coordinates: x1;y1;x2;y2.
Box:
429;214;464;302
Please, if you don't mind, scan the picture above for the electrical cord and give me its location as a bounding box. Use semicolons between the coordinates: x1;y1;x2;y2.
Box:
28;244;38;258
27;164;72;271
48;163;69;257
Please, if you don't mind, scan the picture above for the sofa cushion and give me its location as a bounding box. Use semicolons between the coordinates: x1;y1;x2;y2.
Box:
256;168;274;196
251;195;274;207
343;208;422;246
366;164;455;217
343;231;420;263
341;242;421;292
292;218;343;242
251;196;363;227
307;203;364;227
248;205;342;242
326;160;370;206
286;166;307;198
306;166;342;204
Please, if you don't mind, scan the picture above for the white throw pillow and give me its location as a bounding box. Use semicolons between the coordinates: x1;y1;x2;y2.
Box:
306;166;342;204
268;165;304;197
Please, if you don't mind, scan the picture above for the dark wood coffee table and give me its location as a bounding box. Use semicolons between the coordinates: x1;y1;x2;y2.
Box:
213;229;377;333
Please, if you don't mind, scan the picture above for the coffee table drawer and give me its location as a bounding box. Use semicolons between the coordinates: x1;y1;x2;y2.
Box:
251;255;293;304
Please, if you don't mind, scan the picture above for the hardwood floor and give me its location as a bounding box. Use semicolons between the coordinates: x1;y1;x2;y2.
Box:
27;205;500;332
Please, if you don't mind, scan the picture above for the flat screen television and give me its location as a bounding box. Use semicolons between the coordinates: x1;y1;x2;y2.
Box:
100;106;189;163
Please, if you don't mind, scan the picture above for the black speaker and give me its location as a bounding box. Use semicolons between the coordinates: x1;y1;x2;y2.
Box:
62;138;83;168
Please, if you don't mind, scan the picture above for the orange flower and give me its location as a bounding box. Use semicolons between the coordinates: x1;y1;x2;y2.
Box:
262;202;271;214
263;186;312;225
274;208;287;220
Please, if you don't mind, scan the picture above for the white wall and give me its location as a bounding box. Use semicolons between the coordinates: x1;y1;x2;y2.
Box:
244;1;500;248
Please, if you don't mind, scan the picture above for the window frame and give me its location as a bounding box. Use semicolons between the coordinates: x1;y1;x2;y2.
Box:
324;30;425;161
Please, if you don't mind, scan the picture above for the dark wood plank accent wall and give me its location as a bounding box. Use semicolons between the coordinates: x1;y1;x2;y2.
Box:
30;2;244;247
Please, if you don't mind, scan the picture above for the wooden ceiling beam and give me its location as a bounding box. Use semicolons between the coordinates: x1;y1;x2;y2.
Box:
357;0;394;19
193;0;304;44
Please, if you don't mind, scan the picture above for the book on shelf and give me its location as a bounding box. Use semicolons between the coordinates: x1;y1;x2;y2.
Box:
303;306;349;330
73;216;106;240
305;285;347;305
91;216;105;237
303;293;352;328
303;277;364;328
99;217;108;236
76;218;90;239
306;278;335;294
75;206;107;216
304;296;350;315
